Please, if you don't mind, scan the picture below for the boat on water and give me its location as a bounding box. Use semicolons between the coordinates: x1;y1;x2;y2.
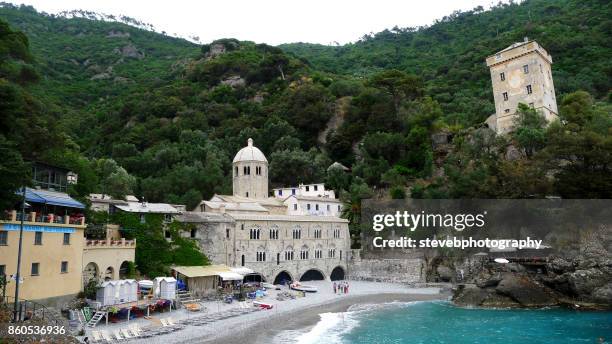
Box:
290;282;318;293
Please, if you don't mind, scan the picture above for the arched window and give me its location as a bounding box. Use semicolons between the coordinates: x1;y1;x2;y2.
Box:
241;254;245;266
256;248;266;262
249;226;261;240
315;244;323;259
292;226;301;239
234;166;238;176
269;225;279;240
333;227;341;238
284;247;294;261
313;226;322;239
300;245;309;260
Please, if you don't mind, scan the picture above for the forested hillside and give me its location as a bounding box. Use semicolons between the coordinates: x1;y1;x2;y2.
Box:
0;0;610;226
282;0;611;126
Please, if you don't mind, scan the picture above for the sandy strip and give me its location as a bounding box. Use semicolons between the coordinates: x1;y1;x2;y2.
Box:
89;281;448;344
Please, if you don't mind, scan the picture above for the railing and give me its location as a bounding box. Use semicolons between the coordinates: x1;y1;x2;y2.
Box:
4;210;85;226
1;295;63;325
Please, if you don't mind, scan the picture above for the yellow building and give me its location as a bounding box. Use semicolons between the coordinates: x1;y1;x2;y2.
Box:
1;190;87;307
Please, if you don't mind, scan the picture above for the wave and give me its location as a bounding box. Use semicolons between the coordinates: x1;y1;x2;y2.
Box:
274;300;439;344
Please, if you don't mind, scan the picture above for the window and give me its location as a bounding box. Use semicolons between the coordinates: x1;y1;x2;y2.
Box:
34;232;42;245
255;166;261;175
226;228;230;239
305;186;310;192
315;249;322;259
315;204;319;211
327;204;330;211
340;250;342;260
241;255;245;266
314;185;318;191
293;204;297;211
284;249;294;261
333;228;341;238
307;204;311;210
164;214;172;223
250;227;261;240
500;72;505;81
0;265;5;276
269;227;279;240
234;166;238;176
31;263;39;276
338;205;341;212
526;85;532;94
0;231;7;245
502;92;508;101
164;230;171;239
292;189;296;195
246;192;249;197
63;233;70;245
328;248;336;258
292;227;301;239
300;248;309;260
505;109;510;113
256;251;266;262
278;190;282;196
61;261;68;273
523;65;529;74
190;228;197;238
314;228;322;239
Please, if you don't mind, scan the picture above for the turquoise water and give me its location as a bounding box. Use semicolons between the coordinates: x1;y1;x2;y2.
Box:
294;301;612;344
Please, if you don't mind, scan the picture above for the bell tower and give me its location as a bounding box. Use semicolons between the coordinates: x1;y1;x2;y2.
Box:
232;138;268;198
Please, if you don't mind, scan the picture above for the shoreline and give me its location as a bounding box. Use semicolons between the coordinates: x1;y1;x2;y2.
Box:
208;292;447;344
118;281;446;344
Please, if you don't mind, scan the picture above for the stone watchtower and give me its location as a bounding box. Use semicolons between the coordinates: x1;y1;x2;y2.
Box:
232;138;268;199
485;39;558;134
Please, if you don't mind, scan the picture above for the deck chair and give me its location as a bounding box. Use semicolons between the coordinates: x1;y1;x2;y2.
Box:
167;317;185;329
128;324;141;337
113;330;124;341
100;330;113;343
91;330;103;343
121;328;133;339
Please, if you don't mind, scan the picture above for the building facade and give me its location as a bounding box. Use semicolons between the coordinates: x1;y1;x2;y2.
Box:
181;139;350;285
0;188;87;307
486;39;559;134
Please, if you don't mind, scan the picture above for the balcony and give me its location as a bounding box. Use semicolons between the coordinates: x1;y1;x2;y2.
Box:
2;210;86;227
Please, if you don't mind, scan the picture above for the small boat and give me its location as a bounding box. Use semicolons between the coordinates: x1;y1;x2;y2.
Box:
290;282;318;293
262;282;280;290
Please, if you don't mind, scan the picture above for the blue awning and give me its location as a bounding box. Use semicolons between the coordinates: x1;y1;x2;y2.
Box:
16;187;85;209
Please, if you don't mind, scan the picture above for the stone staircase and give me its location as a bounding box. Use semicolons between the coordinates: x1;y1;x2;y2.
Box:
177;290;199;306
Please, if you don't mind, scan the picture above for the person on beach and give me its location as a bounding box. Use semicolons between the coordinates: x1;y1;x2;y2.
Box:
333;282;337;294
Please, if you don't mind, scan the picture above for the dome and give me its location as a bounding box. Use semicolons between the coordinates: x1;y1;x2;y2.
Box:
233;138;268;163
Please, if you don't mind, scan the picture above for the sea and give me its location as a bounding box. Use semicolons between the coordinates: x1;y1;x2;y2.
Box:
274;301;612;344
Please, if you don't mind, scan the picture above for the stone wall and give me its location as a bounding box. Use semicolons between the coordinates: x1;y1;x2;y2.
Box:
348;250;425;283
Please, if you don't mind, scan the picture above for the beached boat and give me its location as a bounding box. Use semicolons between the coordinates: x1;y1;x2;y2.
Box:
290;282;318;293
262;282;281;290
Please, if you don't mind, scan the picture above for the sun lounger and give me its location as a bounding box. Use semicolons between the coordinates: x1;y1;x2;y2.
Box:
91;330;103;343
100;330;113;343
113;330;124;341
121;328;133;339
166;317;185;329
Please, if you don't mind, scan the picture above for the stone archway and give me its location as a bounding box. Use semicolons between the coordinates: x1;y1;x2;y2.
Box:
273;270;293;285
243;273;265;283
299;269;325;281
330;266;345;281
104;266;114;281
83;262;99;284
119;261;131;279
